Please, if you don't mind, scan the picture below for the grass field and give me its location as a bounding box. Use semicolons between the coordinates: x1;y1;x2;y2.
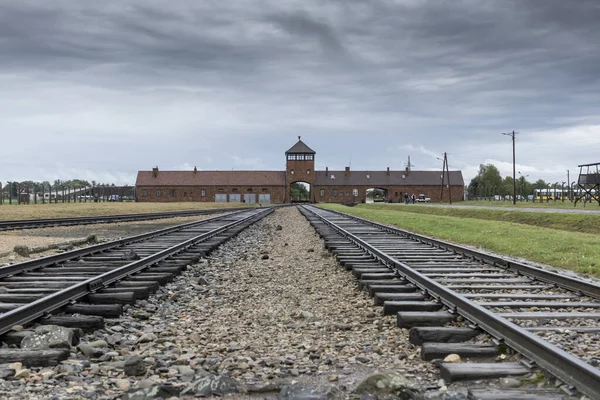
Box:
462;200;599;209
356;203;600;235
319;204;600;278
0;202;255;220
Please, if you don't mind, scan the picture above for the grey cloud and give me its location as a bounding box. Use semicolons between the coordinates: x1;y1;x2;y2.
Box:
266;10;348;57
1;0;599;184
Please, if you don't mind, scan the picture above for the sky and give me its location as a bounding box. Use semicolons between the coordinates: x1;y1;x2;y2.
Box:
1;0;599;186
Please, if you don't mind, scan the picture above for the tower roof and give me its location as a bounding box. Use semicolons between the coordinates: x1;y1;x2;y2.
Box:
285;136;315;154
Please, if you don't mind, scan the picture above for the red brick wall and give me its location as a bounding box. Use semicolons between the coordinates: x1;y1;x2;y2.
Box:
136;183;462;204
286;159;315;202
136;186;286;204
314;184;463;203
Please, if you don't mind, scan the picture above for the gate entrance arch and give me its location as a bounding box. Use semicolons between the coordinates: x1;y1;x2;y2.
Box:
366;187;390;203
285;137;316;203
290;181;312;203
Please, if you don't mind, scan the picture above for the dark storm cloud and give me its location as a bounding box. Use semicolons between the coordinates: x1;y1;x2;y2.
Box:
266;10;348;57
1;0;599;183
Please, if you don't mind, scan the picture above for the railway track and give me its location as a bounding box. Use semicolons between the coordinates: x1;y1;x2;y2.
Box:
0;206;255;231
300;205;600;400
0;207;273;366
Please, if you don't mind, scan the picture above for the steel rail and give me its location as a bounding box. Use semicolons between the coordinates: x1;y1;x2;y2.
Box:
0;209;251;279
0;206;258;231
302;205;600;399
0;207;273;336
315;207;600;299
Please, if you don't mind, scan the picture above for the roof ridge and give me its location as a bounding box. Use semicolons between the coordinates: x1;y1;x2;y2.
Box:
285;137;316;154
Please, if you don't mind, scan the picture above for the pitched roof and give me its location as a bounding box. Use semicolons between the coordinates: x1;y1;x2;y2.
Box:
136;170;285;187
285;139;315;154
314;170;464;187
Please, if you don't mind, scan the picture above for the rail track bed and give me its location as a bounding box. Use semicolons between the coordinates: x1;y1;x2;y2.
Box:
0;207;272;367
300;205;600;400
0;206;255;232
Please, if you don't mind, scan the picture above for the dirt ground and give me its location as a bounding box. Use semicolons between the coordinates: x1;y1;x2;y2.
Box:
0;201;252;220
0;215;221;264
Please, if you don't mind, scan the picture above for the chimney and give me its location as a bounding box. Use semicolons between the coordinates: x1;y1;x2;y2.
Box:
345;166;350;176
152;167;159;178
193;166;197;174
325;167;328;176
386;167;390;176
405;167;409;175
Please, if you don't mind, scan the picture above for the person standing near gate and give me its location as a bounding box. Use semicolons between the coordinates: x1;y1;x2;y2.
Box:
411;193;416;204
404;193;409;204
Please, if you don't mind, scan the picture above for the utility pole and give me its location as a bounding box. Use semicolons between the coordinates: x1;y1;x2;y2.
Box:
404;155;415;171
502;131;518;205
440;152;452;204
567;169;570;200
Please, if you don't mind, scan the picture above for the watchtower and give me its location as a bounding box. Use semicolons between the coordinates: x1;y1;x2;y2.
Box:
574;162;600;207
285;136;315;203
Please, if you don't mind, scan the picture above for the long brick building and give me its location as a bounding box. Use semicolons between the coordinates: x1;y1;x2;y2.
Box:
135;138;464;203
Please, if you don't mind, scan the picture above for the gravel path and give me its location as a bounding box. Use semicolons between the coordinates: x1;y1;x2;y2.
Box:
0;207;438;399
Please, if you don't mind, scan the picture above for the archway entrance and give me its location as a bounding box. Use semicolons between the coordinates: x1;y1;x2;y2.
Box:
290;181;311;203
366;187;389;203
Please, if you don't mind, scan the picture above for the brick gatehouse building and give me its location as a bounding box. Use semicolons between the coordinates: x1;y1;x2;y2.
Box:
135;138;464;203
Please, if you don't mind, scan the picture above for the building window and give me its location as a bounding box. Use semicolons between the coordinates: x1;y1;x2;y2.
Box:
171;189;176;197
184;192;187;197
201;190;206;197
297;154;304;161
190;192;193;197
290;169;294;175
247;188;253;192
218;188;224;192
287;154;296;160
320;189;325;196
156;190;161;197
306;154;313;161
395;192;398;197
262;188;268;192
142;190;147;197
353;189;358;196
306;169;311;175
332;189;338;196
232;188;238;192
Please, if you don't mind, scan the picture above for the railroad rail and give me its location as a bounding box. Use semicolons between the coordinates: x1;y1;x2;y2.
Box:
300;205;600;399
0;206;257;231
0;207;272;347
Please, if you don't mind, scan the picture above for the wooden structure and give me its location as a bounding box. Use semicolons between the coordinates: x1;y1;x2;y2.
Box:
574;162;600;206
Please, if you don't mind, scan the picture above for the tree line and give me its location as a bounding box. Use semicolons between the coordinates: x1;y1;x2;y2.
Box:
467;164;566;199
290;182;309;201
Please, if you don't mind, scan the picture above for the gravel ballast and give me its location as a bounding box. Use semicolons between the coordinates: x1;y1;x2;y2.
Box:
0;214;224;263
0;207;439;399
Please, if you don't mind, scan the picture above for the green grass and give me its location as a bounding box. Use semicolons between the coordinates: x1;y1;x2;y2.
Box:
463;200;599;209
319;204;600;278
352;204;600;235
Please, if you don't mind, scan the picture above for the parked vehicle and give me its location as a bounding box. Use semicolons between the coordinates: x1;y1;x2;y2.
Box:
108;195;120;202
416;194;431;203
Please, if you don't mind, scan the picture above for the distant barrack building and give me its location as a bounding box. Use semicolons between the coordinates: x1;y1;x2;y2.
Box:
135;138;464;204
